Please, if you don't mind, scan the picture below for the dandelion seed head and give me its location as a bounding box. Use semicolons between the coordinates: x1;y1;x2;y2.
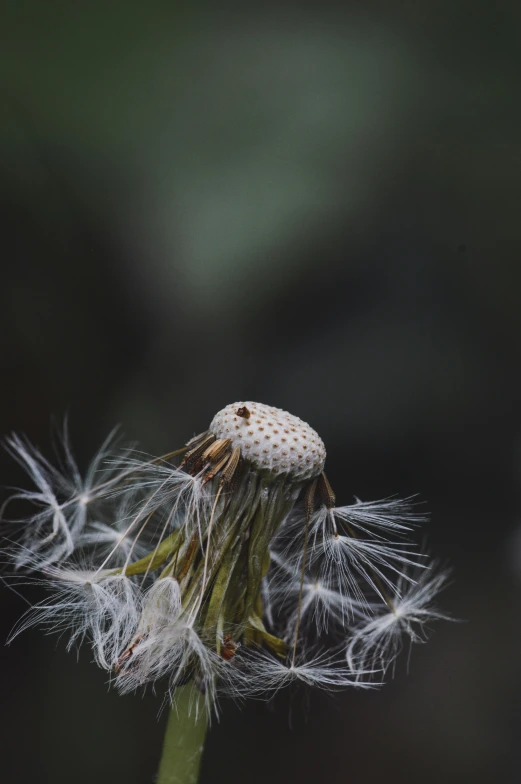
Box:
2;404;449;709
209;401;326;481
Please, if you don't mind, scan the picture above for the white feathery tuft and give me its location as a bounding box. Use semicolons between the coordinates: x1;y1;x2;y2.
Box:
8;568;140;668
229;648;376;697
345;567;451;675
2;427;137;569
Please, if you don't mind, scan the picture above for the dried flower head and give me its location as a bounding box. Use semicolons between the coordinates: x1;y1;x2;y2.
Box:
2;402;448;709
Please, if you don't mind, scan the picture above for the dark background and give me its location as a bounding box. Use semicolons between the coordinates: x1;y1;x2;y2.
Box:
2;3;521;783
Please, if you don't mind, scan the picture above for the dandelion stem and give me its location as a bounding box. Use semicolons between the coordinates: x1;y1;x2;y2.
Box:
157;684;208;784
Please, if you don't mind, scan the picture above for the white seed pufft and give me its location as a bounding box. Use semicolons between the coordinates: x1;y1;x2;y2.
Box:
2;401;448;709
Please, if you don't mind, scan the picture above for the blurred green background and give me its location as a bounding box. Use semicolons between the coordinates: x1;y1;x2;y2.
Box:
1;2;521;783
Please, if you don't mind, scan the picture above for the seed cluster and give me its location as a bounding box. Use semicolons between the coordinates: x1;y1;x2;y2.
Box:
4;401;445;710
209;401;326;481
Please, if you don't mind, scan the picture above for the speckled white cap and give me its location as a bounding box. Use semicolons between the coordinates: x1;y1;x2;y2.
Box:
209;402;326;481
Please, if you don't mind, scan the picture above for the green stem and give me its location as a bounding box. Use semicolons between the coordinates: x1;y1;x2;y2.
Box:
156;684;208;784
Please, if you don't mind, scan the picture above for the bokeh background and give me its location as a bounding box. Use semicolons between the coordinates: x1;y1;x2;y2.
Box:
2;3;521;783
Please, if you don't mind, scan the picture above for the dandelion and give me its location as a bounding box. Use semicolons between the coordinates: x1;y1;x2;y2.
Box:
2;401;448;783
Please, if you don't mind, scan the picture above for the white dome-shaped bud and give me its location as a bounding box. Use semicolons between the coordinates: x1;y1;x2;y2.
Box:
209;402;326;481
